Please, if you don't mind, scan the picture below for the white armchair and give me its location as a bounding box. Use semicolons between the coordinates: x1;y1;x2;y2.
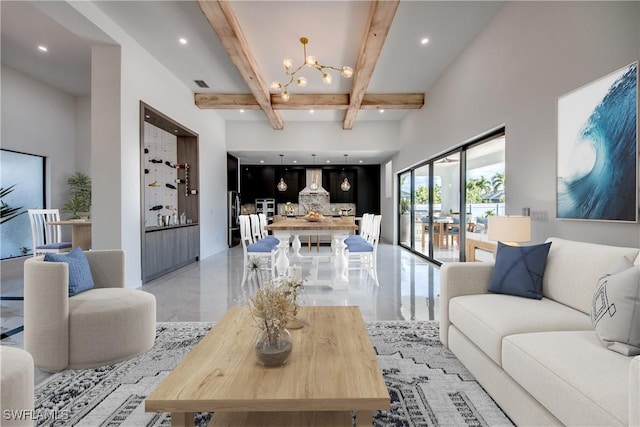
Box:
24;249;156;372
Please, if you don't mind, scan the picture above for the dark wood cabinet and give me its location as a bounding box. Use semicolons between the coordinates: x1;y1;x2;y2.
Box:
227;154;239;192
276;168;304;203
144;224;199;281
324;169;357;204
239;163;380;215
354;166;380;216
241;166;276;203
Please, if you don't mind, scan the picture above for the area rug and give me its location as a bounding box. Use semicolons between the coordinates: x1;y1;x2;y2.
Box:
34;321;513;426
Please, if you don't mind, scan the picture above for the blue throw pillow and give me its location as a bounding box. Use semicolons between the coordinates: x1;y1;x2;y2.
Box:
489;241;552;299
44;247;95;296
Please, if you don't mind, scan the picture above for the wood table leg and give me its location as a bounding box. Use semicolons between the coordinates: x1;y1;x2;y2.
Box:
355;410;373;426
72;224;91;250
170;412;194;427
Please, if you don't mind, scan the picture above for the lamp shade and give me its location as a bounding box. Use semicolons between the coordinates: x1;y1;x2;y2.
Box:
487;216;531;243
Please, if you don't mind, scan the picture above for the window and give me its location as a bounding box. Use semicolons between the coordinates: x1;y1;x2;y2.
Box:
1;149;45;259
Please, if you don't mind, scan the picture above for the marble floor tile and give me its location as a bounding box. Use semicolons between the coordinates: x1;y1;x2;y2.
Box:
1;242;440;383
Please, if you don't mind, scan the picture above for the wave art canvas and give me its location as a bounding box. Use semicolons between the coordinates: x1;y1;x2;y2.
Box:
557;62;638;222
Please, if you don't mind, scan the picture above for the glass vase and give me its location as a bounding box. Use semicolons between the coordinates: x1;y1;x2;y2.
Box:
254;327;292;367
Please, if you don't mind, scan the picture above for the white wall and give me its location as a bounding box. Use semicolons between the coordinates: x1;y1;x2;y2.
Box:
74;96;91;175
1;65;77;211
384;2;640;247
71;2;228;288
226;120;400;154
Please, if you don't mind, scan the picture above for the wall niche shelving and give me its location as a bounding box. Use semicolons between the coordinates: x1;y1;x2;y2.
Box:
140;102;199;282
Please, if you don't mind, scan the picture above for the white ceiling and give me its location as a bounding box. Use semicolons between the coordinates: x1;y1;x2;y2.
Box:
1;0;505;163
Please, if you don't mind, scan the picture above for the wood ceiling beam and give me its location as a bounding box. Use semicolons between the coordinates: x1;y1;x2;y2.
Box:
343;0;400;130
196;93;261;110
360;93;424;110
271;94;350;110
195;93;260;109
195;92;424;110
197;0;284;129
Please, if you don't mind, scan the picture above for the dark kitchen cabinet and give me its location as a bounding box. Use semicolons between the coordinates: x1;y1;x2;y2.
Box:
324;169;357;203
238;162;380;216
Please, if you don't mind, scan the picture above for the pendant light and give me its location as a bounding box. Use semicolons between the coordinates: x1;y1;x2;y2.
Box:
309;154;319;190
277;154;288;192
340;154;351;192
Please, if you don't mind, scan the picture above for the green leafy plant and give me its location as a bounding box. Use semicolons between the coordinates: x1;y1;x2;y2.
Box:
400;197;410;214
63;172;91;218
414;184;428;204
0;185;25;224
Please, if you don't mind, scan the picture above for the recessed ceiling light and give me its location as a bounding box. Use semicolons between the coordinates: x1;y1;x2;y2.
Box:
326;160;331;163
145;114;150;119
174;129;178;133
38;45;48;52
293;160;297;164
309;110;314;114
379;109;385;113
240;109;245;113
421;38;429;45
359;160;364;163
260;160;264;164
179;38;188;45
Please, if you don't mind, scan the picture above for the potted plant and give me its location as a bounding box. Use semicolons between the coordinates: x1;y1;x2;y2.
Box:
400;197;411;243
0;185;25;224
63;172;92;219
249;282;296;367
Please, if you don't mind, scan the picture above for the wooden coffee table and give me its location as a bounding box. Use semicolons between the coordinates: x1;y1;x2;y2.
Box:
145;306;390;426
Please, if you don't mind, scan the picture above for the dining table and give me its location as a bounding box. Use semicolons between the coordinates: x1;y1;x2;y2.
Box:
46;220;92;250
265;217;358;286
420;217;455;248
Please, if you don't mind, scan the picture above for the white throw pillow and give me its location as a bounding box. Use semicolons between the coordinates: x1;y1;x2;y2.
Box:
591;256;640;356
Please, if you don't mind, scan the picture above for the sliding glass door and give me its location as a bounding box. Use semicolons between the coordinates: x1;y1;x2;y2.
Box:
398;171;412;246
414;164;430;257
398;152;461;262
465;136;506;261
432;153;461;262
397;128;505;264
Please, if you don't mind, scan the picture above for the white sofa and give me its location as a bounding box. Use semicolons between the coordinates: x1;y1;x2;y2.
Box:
440;237;640;426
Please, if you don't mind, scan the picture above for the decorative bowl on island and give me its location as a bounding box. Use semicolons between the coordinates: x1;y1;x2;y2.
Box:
303;211;325;222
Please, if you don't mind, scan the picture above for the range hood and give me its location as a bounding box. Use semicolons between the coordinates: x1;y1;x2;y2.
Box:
300;169;328;195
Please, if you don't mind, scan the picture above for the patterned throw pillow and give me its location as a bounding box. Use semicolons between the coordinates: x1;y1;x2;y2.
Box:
489;242;552;300
591;256;640;356
44;246;95;297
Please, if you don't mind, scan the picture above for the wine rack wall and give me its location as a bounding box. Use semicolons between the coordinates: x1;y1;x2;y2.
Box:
143;121;178;226
140;102;200;283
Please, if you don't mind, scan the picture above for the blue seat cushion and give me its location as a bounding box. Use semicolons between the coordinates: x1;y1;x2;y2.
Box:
346;240;374;253
259;236;280;248
44;246;94;296
345;235;366;244
37;241;72;250
247;242;275;253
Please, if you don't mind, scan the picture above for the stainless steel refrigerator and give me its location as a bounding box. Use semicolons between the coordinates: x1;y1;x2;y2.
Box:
227;191;240;247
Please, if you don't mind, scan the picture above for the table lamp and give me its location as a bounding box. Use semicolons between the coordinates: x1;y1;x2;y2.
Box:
487;215;531;245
